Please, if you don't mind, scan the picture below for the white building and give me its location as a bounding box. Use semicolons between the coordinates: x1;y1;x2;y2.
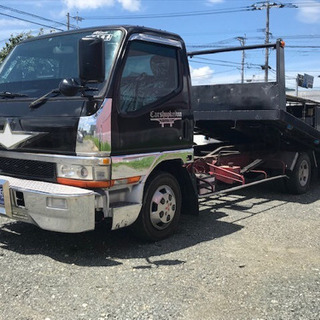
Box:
286;90;320;102
297;90;320;102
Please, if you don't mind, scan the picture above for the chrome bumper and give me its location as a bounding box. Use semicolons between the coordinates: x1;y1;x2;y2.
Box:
0;175;96;233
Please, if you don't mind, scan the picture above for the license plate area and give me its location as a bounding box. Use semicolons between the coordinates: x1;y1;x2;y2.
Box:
0;185;4;206
0;179;12;217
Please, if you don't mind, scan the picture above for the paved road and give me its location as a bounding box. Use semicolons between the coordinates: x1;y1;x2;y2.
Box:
0;181;319;320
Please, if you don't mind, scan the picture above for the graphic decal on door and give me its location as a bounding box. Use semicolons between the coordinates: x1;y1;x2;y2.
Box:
150;111;182;127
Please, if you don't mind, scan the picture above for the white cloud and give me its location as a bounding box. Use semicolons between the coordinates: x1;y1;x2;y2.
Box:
296;0;320;24
117;0;141;11
63;0;114;10
207;0;224;4
190;66;215;85
190;64;269;86
62;0;141;12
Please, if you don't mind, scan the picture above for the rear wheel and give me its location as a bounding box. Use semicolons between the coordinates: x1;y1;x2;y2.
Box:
131;171;181;241
286;152;311;194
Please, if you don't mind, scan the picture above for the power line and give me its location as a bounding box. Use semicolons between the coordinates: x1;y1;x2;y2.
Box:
190;59;241;68
81;0;320;21
190;58;264;71
84;6;250;20
0;12;64;31
0;5;70;29
189;56;244;66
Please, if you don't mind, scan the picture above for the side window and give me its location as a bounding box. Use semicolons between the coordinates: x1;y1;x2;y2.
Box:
119;41;179;113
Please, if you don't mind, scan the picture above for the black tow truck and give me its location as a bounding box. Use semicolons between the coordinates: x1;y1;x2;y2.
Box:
0;26;319;241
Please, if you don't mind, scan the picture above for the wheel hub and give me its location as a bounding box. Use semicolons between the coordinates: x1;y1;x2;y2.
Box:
298;159;309;187
150;185;176;230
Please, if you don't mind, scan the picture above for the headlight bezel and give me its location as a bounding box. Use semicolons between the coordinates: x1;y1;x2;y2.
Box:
56;158;111;182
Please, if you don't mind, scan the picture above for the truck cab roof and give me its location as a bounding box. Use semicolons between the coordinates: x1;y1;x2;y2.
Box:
22;25;185;45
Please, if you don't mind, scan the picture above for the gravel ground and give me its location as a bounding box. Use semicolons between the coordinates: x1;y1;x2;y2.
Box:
0;181;319;320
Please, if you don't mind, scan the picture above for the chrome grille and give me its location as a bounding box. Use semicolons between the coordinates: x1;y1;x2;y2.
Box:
0;157;56;182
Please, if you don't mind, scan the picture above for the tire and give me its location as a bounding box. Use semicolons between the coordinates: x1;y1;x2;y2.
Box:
131;171;181;241
286;152;311;194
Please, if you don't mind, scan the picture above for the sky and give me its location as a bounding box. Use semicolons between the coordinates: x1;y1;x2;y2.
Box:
0;0;319;90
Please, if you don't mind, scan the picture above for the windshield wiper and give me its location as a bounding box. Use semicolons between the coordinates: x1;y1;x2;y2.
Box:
0;91;28;99
29;82;99;109
29;89;61;109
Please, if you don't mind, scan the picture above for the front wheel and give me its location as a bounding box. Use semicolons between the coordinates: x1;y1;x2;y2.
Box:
286;152;311;194
131;171;181;241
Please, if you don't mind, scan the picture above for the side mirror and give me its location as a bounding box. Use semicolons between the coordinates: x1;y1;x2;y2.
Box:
59;78;81;96
79;37;105;83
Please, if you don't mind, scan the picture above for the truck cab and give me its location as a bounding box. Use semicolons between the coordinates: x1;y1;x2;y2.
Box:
0;26;195;240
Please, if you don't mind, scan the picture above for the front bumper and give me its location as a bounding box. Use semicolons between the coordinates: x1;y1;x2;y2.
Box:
0;175;96;233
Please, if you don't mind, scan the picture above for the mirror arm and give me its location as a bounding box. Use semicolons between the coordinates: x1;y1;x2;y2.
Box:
59;78;99;97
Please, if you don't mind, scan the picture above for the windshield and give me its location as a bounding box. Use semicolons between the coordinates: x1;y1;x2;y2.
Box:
0;29;123;97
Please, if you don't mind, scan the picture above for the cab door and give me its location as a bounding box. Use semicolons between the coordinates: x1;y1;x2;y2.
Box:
112;35;193;155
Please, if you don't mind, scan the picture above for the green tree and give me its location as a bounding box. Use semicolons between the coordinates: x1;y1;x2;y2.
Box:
0;32;32;64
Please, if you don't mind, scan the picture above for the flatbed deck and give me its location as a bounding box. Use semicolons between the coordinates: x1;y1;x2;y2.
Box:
189;40;320;150
194;107;320;150
193;89;320;149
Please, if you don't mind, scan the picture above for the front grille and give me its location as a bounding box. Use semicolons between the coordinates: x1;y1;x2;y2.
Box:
0;157;56;182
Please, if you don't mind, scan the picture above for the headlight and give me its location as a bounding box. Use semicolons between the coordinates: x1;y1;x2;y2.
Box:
77;166;89;178
60;165;75;177
56;157;112;188
57;164;93;180
57;163;111;181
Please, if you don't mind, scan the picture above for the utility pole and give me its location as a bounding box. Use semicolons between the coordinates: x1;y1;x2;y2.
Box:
264;1;270;82
237;36;246;83
66;12;70;30
251;2;298;82
66;12;83;30
72;12;84;28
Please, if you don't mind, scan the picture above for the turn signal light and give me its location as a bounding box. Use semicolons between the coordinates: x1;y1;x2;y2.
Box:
113;176;141;186
57;178;114;188
57;176;141;189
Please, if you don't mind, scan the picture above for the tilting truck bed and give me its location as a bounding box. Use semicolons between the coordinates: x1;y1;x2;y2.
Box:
189;40;320;150
192;84;320;150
